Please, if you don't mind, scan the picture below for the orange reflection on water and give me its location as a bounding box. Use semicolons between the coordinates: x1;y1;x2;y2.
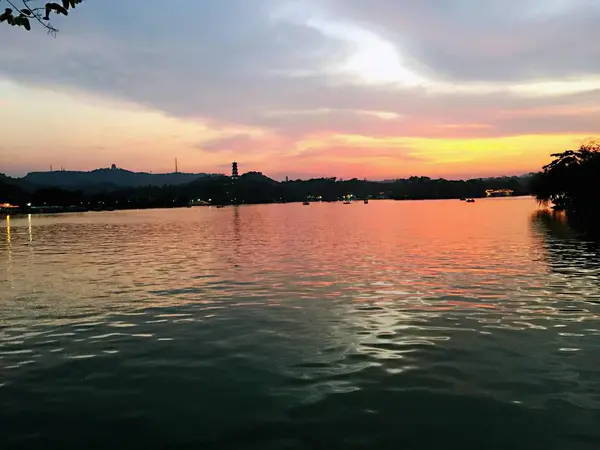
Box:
265;197;544;306
5;215;11;243
0;198;551;322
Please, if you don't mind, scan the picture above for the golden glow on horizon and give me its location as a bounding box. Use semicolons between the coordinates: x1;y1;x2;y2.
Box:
1;78;598;179
0;80;263;174
278;133;593;178
405;134;592;171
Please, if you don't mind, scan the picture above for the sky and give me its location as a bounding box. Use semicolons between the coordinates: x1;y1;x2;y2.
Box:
1;0;599;180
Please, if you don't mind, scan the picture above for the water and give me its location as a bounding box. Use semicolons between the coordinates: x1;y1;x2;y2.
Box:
1;198;599;449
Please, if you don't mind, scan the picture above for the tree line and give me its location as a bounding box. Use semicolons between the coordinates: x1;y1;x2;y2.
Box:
1;171;532;211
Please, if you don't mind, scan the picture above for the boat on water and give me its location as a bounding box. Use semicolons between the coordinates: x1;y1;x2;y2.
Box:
216;205;226;208
343;201;352;204
364;199;369;204
466;198;475;203
303;201;310;206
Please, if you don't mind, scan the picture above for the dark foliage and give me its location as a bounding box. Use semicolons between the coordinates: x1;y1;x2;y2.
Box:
530;143;600;209
1;170;532;212
530;142;600;229
23;167;213;190
1;0;83;34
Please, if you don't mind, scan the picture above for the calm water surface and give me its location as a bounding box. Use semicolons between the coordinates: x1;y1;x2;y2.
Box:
1;198;600;449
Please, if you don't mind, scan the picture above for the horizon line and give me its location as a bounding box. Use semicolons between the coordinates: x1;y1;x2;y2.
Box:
4;165;535;183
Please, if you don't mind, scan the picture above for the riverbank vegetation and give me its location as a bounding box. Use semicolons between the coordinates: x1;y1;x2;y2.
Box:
530;142;600;230
1;172;531;212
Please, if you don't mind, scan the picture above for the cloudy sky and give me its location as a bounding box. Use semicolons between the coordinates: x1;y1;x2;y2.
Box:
1;0;599;179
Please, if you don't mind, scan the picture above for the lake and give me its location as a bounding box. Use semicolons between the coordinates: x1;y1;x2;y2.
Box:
1;198;599;449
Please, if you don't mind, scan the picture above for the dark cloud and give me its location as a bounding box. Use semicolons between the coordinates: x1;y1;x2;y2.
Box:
1;0;599;144
0;0;348;121
324;0;600;82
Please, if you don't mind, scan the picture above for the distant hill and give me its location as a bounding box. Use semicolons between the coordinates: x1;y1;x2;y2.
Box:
239;171;277;184
0;173;31;203
22;168;214;191
1;172;37;191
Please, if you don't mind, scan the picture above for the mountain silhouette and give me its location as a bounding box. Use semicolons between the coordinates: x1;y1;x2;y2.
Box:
22;168;214;191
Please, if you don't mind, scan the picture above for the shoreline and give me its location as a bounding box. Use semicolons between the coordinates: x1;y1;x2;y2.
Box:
2;195;532;218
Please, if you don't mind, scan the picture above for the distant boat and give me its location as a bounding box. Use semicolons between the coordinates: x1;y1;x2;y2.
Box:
216;205;226;208
364;199;369;204
466;199;475;203
303;201;310;206
343;200;352;204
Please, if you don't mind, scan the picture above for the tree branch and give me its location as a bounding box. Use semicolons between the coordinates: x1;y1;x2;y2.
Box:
1;0;83;34
10;0;57;34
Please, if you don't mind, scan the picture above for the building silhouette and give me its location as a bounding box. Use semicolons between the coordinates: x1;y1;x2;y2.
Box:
232;162;239;180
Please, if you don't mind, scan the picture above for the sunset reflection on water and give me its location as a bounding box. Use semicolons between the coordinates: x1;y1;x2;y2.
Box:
1;198;599;448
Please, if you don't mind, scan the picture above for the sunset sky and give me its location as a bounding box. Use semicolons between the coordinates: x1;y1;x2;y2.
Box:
1;0;599;180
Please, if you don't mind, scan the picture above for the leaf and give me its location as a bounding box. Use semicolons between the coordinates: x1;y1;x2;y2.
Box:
0;9;13;23
21;17;31;31
13;15;26;27
46;3;69;16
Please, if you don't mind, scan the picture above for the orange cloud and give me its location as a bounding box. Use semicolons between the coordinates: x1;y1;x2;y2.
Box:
1;79;598;180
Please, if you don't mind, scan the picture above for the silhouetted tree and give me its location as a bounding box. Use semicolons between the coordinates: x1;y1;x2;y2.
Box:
530;142;600;229
530;142;599;210
1;0;83;34
3;169;535;213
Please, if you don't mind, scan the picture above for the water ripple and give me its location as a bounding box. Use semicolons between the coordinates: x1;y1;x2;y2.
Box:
1;200;600;447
